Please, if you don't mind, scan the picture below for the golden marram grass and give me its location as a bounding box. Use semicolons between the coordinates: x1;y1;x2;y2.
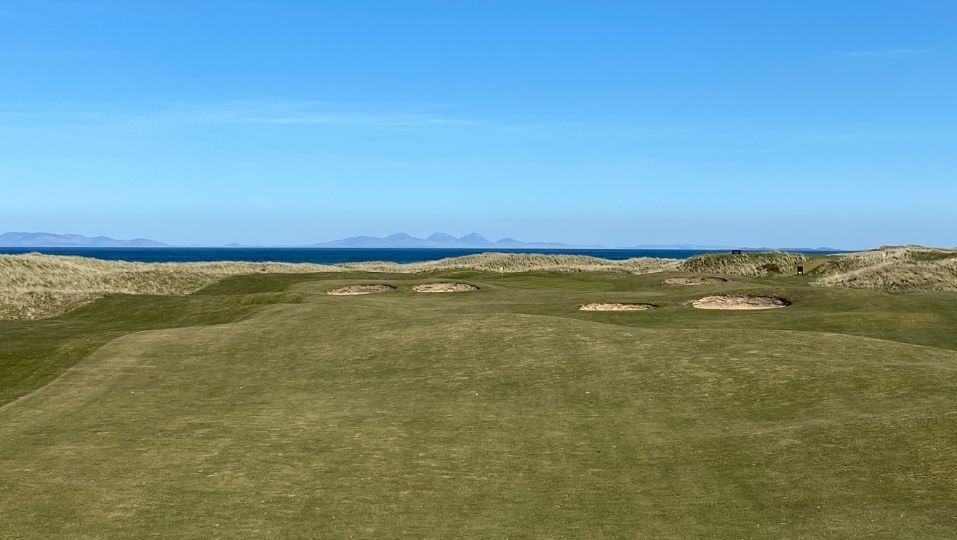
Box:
0;252;679;320
676;251;808;276
811;246;957;291
340;252;680;274
0;253;343;320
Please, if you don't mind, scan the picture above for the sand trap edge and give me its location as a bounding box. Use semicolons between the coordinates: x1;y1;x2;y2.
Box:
579;302;657;312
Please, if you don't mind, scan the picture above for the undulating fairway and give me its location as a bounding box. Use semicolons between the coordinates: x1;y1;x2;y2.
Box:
2;268;956;537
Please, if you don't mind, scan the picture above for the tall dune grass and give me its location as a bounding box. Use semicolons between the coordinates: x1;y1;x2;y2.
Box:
1;252;679;320
0;253;343;320
9;247;953;320
677;251;808;276
811;246;957;291
344;252;680;274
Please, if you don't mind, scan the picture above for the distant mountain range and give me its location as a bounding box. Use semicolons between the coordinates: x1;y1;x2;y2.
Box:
314;235;842;251
0;231;842;251
314;233;598;249
0;232;167;248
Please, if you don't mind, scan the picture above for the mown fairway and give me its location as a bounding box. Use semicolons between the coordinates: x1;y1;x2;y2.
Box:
1;270;956;538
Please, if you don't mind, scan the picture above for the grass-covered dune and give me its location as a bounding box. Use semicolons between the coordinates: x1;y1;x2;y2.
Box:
0;253;344;320
677;250;809;276
1;252;678;320
341;251;679;274
1;259;956;537
812;245;957;291
5;247;957;320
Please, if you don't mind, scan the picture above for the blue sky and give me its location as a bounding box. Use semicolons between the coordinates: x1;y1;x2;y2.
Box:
1;1;955;248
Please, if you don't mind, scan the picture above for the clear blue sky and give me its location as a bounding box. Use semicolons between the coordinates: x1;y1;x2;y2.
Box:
1;1;955;248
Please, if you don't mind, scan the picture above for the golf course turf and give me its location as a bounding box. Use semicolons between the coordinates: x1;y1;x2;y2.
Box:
1;268;955;537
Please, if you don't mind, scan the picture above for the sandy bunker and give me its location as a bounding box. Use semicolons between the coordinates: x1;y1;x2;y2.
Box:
663;276;728;286
692;295;789;310
579;303;657;312
327;284;396;296
412;282;479;293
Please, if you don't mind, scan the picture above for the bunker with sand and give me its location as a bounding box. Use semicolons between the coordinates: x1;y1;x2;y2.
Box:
691;295;790;310
412;282;479;293
663;276;728;286
579;302;657;311
327;284;397;295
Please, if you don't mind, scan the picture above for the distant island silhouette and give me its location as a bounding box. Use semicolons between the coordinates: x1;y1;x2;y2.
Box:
0;231;841;251
0;232;167;248
313;232;600;249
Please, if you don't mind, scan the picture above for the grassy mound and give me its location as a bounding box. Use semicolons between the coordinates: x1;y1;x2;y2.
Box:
0;253;342;320
0;253;680;320
678;251;807;276
812;246;957;291
344;252;679;274
8;247;957;321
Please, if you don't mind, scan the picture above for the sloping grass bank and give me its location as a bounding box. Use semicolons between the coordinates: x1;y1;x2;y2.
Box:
0;253;343;320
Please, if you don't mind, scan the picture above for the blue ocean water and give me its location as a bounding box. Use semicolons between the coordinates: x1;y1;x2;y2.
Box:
0;247;751;264
0;247;845;264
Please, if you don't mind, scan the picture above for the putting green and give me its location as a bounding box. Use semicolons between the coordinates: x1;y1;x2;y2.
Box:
1;270;955;537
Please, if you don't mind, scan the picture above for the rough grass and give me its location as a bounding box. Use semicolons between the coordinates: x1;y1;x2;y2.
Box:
5;247;955;320
812;246;957;291
341;252;679;274
0;252;678;320
0;253;343;320
677;251;808;276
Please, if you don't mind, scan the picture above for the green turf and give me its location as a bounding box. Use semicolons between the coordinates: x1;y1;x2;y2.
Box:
1;270;955;538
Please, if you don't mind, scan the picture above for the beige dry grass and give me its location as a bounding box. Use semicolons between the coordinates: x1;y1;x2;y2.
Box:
691;295;789;310
342;252;680;274
411;282;479;293
578;302;656;311
678;251;807;277
9;247;953;321
811;246;957;291
0;252;679;320
0;253;343;320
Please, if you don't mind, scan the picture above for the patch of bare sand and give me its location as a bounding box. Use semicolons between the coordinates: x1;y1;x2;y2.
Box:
691;295;789;310
579;303;657;312
327;284;396;296
663;276;728;286
412;282;479;293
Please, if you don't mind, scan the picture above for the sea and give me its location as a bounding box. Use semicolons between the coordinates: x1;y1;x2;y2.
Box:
0;247;845;264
